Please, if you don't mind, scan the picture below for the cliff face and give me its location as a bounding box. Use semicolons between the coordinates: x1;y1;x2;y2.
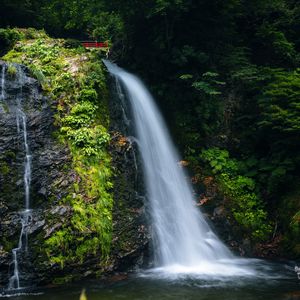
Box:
0;61;74;286
0;30;149;289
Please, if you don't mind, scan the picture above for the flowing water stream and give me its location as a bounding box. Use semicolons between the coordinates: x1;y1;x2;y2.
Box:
7;66;32;290
1;65;5;101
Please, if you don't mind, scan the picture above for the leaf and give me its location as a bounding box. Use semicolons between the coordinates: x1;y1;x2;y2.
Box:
179;74;193;80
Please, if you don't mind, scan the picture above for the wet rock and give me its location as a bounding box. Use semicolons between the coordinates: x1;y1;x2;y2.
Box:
83;270;93;277
0;61;73;287
38;187;47;196
0;204;8;215
213;206;225;217
50;205;69;215
106;273;128;283
108;79;150;272
27;219;45;235
44;223;63;238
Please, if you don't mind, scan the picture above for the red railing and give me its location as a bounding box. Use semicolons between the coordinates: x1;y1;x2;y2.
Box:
81;41;109;48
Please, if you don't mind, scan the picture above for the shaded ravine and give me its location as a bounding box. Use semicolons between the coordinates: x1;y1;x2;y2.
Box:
104;60;257;276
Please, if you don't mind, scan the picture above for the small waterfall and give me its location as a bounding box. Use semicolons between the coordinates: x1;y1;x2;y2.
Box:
105;60;255;276
1;64;5;101
21;112;32;212
8;211;30;289
8;66;32;290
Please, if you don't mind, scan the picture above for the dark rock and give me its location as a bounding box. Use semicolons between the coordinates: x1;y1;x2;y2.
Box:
284;291;300;300
108;78;150;272
44;223;63;238
38;187;47;196
0;61;73;287
27;220;45;235
50;205;71;216
213;206;225;217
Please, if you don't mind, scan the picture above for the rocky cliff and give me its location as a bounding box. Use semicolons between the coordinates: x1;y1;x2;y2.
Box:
0;29;149;289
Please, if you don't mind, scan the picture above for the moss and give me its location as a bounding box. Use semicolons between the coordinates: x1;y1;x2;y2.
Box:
1;237;15;252
4;150;16;160
7;63;17;78
279;184;300;258
2;28;114;270
0;161;10;175
1;101;9;113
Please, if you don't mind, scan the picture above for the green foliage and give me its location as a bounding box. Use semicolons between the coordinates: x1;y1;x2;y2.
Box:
291;211;300;236
30;66;46;84
201;148;272;241
79;89;98;103
258;68;300;134
91;12;124;41
62;101;98;128
180;71;225;96
0;28;23;54
7;64;17;78
256;23;296;65
0;161;10;175
192;72;225;96
200;148;238;174
63;125;110;157
63;39;82;49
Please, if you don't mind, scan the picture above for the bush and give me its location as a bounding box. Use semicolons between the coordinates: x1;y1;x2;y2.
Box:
0;28;23;54
201;148;272;241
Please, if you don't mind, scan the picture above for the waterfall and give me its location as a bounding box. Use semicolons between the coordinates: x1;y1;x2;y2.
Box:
1;64;5;101
8;66;32;290
21;113;32;212
105;60;255;276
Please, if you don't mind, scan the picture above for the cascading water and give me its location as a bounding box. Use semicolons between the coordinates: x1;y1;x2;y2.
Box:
105;60;255;277
1;64;5;101
8;65;32;290
19;111;32;213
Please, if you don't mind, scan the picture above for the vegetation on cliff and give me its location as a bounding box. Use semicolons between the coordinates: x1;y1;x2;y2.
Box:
2;28;113;268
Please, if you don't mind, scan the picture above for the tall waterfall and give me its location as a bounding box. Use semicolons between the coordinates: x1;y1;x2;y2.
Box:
105;60;254;276
8;65;32;290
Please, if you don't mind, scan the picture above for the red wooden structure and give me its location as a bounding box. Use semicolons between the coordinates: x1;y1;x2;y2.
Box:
81;41;109;48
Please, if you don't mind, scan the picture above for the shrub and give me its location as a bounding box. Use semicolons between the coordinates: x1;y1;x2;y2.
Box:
0;28;23;54
201;148;272;241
